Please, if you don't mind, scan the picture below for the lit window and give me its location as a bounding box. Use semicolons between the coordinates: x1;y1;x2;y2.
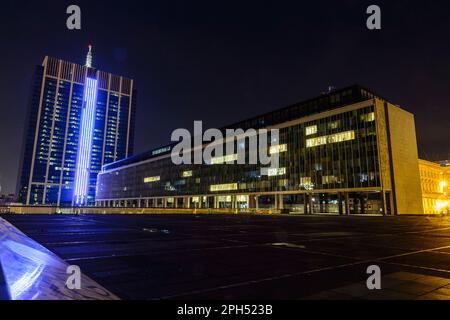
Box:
144;176;160;183
269;144;287;154
305;125;317;136
210;153;238;164
306;130;355;148
361;112;375;122
267;167;286;176
300;177;311;186
182;170;193;177
210;183;238;192
191;197;200;203
152;146;171;156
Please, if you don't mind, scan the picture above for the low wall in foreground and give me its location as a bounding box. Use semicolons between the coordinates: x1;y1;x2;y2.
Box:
1;205;277;215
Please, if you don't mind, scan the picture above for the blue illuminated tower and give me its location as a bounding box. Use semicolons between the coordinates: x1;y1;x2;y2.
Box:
17;47;137;206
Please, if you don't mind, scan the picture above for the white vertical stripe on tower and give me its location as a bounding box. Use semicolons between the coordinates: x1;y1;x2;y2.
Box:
125;79;134;157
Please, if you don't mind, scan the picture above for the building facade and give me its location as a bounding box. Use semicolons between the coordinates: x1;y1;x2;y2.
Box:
95;85;423;215
419;159;449;214
17;47;137;206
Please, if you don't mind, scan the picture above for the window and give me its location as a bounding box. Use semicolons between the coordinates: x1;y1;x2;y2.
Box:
144;176;160;183
210;153;238;164
182;170;193;177
210;183;238;192
322;175;338;184
305;125;317;136
306;130;355;148
361;112;375;122
267;167;286;176
269;144;287;154
152;146;171;156
300;177;314;190
218;195;232;202
328;120;340;129
236;195;248;202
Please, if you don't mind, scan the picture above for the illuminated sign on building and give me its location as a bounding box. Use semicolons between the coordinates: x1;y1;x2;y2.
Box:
267;167;286;176
74;77;98;205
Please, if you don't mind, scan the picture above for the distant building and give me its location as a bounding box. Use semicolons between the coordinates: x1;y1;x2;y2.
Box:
96;85;424;215
17;46;137;206
419;159;450;214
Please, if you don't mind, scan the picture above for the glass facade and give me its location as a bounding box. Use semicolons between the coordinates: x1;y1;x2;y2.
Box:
17;56;136;206
96;86;392;215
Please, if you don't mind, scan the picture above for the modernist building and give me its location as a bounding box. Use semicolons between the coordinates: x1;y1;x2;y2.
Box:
17;47;137;206
419;159;450;214
96;85;424;215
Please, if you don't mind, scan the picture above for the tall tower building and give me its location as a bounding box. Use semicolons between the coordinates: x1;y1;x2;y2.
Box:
17;47;137;206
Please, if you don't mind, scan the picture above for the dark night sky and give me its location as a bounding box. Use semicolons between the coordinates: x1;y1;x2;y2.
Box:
0;0;449;194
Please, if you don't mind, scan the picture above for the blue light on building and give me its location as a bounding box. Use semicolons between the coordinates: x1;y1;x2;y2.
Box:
74;77;98;205
17;47;137;207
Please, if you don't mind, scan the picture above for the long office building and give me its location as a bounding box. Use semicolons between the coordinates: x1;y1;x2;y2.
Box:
17;47;137;206
95;85;424;215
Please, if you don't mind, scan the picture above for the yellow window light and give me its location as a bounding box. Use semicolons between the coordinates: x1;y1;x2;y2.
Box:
236;195;248;202
439;181;447;193
361;112;375;122
182;170;193;177
436;200;449;212
305;125;317;136
269;144;287;154
306;130;355;148
210;153;238;164
267;167;286;177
